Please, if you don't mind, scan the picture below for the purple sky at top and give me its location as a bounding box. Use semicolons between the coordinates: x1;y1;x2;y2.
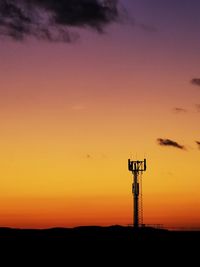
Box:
0;0;200;109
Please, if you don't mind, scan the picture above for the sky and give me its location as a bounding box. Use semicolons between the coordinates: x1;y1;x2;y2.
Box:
0;0;200;229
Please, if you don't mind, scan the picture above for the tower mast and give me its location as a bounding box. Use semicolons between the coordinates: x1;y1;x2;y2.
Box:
128;158;146;228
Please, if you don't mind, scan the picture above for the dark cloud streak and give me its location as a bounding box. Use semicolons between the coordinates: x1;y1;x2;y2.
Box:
0;0;119;42
173;107;187;114
157;138;186;150
196;141;200;150
191;78;200;87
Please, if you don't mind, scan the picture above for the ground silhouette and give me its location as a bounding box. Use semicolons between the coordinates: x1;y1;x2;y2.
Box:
0;225;199;263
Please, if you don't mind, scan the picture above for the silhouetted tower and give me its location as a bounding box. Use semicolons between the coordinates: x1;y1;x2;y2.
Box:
128;158;146;228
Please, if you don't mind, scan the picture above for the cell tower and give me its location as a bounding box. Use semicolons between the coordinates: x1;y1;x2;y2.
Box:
128;158;146;228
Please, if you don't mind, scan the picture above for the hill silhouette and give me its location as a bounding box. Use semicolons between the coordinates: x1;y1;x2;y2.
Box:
0;225;199;242
0;226;199;264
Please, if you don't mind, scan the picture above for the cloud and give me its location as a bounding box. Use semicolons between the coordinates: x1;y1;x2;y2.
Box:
195;141;200;150
157;138;186;150
173;107;187;114
191;78;200;87
0;0;119;42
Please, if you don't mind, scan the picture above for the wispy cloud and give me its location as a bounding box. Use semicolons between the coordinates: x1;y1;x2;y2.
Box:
173;107;187;114
137;23;158;33
0;0;119;42
196;104;200;112
157;138;186;150
127;15;158;33
72;105;86;111
191;78;200;87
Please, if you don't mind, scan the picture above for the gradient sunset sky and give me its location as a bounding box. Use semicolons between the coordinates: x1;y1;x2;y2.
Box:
0;0;200;229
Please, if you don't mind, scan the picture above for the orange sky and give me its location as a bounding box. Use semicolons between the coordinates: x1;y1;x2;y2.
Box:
0;0;200;229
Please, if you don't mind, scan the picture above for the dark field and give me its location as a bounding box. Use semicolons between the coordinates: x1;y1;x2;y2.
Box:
0;226;199;263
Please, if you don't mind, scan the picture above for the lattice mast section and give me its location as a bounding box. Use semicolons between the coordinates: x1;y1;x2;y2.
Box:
128;159;146;228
